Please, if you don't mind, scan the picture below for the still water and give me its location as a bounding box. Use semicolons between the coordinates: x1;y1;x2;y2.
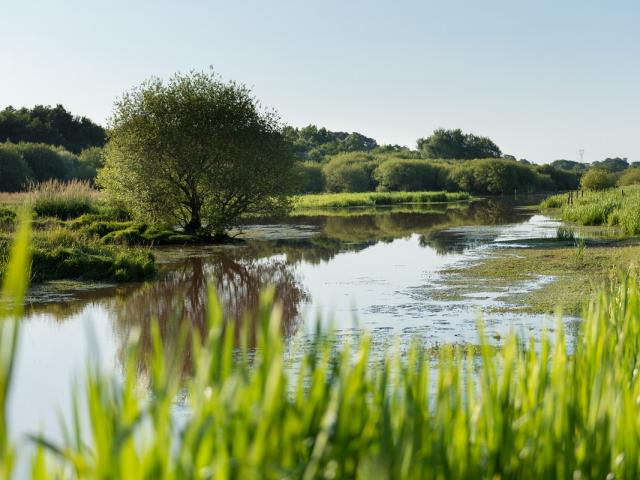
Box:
11;198;570;447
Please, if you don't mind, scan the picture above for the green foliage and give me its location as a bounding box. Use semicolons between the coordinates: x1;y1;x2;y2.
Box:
536;164;581;190
0;210;15;231
283;124;378;161
374;159;447;191
542;186;640;235
323;152;379;192
25;228;155;282
448;158;553;194
591;157;629;173
0;210;31;478
99;70;297;236
30;179;96;219
13;143;70;182
294;191;470;209
0;104;105;153
556;226;575;241
296;161;326;193
580;168;617;191
551;159;588;174
0;142;103;190
0;146;31;192
417;128;501;159
617;168;640;187
71;146;104;181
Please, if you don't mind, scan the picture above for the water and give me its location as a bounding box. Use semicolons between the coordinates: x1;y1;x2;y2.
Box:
10;197;571;449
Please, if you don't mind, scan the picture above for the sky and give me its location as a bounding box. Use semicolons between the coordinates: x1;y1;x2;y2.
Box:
1;0;639;164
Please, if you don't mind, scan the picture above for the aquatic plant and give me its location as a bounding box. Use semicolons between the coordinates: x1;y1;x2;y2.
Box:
556;226;575;241
1;217;640;477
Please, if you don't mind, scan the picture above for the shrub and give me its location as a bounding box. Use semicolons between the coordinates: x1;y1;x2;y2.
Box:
617;168;640;187
12;143;71;182
537;164;581;190
447;158;552;194
323;152;378;192
297;161;326;193
374;159;447;191
580;168;617;191
0;145;31;192
29;179;97;219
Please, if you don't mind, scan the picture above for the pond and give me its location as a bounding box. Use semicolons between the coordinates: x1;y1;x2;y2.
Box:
11;197;575;448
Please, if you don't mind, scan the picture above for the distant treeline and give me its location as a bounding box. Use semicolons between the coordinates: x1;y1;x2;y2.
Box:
0;105;105;153
297;153;582;196
0;105;637;195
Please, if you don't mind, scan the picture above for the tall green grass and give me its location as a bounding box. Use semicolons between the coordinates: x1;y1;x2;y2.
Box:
1;217;640;477
28;179;97;220
542;186;640;235
294;191;471;209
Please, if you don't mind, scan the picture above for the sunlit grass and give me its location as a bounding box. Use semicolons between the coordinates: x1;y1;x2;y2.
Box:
28;179;98;220
541;185;640;235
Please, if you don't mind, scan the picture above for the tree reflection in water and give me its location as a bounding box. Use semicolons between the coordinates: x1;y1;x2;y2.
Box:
111;254;308;374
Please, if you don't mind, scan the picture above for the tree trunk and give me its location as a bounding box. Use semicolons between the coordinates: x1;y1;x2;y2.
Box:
184;205;202;235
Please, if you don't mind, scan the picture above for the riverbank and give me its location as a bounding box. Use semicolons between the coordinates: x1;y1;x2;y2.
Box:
293;190;471;209
541;185;640;234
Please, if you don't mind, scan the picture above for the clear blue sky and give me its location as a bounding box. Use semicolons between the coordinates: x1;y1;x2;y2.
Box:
2;0;638;163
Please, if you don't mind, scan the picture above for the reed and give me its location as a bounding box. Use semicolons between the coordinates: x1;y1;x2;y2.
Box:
28;179;98;220
542;186;640;235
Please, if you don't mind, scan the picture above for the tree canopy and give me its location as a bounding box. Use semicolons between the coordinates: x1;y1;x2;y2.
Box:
0;105;106;153
98;71;298;237
283;124;378;161
417;128;502;159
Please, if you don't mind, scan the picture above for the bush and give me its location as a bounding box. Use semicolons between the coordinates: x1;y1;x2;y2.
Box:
617;168;640;187
374;159;447;191
297;161;326;193
447;158;552;195
580;168;617;191
537;164;581;190
323;152;378;192
29;179;97;219
13;143;71;182
0;145;31;192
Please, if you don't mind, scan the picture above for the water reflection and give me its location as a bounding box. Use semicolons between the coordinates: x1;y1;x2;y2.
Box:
25;197;545;369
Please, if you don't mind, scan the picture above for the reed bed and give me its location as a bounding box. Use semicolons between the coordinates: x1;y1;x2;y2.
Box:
294;191;471;209
541;186;640;235
28;179;98;220
1;217;640;478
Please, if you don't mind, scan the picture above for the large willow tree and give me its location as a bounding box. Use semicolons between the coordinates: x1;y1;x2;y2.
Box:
98;71;297;237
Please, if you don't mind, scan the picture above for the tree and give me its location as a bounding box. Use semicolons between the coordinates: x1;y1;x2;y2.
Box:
0;105;105;153
580;168;617;191
98;71;297;237
417;128;501;159
0;145;31;192
13;143;70;182
591;157;629;173
283;124;378;161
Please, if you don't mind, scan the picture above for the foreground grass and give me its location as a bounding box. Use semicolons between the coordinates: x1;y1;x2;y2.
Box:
541;186;640;235
0;219;639;477
294;191;471;209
